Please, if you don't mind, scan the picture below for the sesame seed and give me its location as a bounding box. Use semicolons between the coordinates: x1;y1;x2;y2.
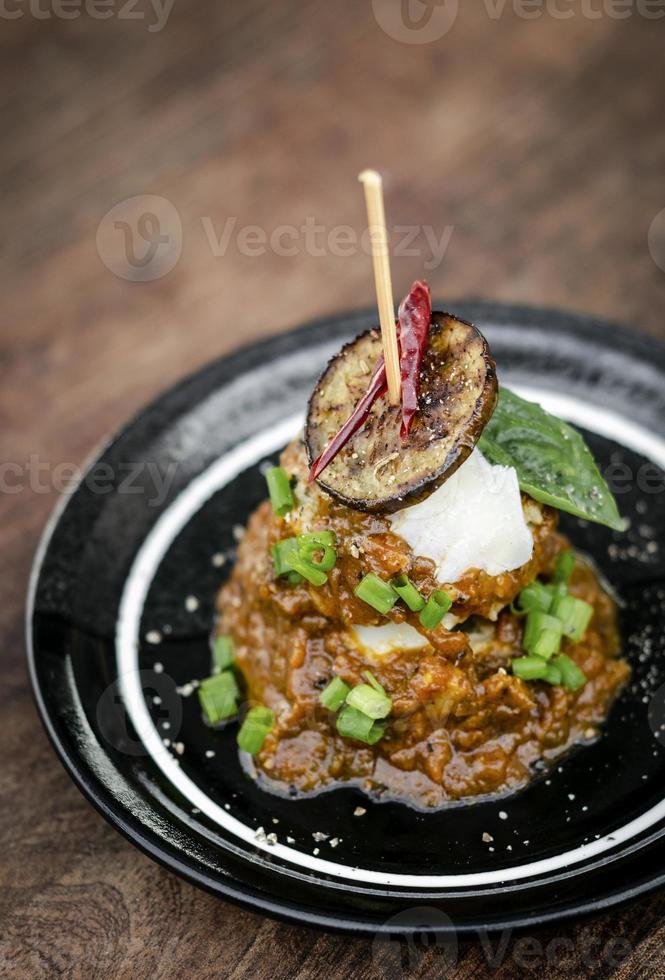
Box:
205;750;215;758
499;811;508;820
177;682;196;697
153;661;164;673
353;807;366;817
146;631;162;645
212;553;226;567
185;595;199;612
482;832;494;843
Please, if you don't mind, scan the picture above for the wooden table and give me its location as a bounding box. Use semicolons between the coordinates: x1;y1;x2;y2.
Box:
3;2;665;975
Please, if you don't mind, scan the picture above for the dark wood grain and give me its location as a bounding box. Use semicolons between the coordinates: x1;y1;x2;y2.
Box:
2;2;665;976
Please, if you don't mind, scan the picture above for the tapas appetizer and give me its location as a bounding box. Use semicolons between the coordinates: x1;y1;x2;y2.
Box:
198;174;629;808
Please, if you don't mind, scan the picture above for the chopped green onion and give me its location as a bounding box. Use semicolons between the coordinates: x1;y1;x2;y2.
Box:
390;573;425;612
298;538;337;571
362;671;385;694
346;683;392;720
298;530;336;547
512;656;563;685
237;706;275;754
286;552;328;587
553;654;587;691
266;467;295;517
419;590;453;630
198;671;239;724
354;573;398;615
551;594;593;642
336;705;387;744
532;627;563;660
548;581;569;601
213;634;235;671
512;656;550;681
523;611;563;659
245;705;273;727
271;537;299;577
273;532;337;581
515;581;553;615
553;550;575;584
319;676;350;711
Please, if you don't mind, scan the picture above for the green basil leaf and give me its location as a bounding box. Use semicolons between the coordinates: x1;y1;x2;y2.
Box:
478;388;625;532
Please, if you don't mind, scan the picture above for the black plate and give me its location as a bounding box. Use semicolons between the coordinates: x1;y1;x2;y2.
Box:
27;302;665;937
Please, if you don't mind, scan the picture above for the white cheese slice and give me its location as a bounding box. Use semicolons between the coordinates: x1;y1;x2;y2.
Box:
350;622;430;658
389;449;533;584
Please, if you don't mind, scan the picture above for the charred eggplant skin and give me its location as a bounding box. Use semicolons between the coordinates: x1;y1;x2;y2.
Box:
305;311;498;514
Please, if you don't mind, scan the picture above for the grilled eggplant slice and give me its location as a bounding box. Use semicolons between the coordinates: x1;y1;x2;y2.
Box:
305;312;497;513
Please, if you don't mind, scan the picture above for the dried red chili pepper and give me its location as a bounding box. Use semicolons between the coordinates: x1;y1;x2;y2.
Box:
308;281;433;481
308;355;387;483
398;279;432;439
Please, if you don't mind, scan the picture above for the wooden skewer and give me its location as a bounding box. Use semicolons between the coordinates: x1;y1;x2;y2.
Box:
358;169;401;406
